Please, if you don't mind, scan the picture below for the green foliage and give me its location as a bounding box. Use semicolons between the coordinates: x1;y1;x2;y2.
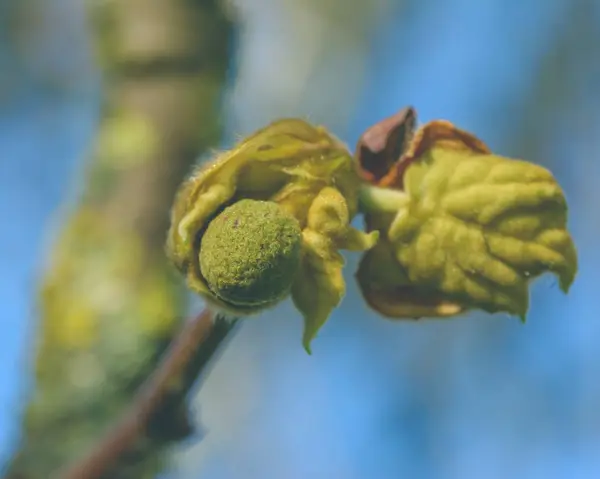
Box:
168;112;578;350
392;147;576;318
292;187;378;353
356;118;578;321
167;119;377;350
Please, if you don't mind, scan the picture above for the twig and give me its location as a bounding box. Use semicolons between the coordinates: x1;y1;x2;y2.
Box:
53;309;238;479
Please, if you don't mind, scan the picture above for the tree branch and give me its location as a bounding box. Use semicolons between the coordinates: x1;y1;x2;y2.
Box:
52;309;238;479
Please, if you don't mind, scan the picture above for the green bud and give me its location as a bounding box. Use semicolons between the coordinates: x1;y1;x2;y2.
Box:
199;199;302;309
167;119;377;350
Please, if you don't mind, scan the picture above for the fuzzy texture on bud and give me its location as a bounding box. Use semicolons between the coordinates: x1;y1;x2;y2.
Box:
199;200;302;308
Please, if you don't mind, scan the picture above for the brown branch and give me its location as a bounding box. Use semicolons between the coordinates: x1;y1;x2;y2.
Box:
52;309;238;479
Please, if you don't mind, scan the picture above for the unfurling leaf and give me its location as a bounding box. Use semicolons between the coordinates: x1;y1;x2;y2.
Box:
356;238;464;319
292;231;345;354
167;120;377;351
357;119;577;320
292;187;378;352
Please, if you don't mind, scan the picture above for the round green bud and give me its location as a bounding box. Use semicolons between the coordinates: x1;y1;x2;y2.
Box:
199;199;302;309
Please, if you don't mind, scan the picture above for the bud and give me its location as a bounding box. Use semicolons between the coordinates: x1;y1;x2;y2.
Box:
199;199;302;309
166;119;377;351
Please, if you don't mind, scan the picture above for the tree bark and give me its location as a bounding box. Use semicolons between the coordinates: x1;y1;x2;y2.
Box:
5;1;233;477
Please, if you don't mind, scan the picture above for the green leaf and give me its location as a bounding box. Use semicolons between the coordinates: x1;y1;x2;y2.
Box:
292;231;345;354
166;119;367;317
388;147;578;319
292;187;378;353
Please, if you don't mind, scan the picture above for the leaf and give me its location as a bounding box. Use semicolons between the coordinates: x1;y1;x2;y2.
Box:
356;238;464;319
292;187;378;352
387;144;578;319
355;106;417;184
292;231;345;354
166;119;365;316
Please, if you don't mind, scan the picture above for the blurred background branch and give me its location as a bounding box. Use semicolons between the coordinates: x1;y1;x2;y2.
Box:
58;311;238;479
4;0;233;477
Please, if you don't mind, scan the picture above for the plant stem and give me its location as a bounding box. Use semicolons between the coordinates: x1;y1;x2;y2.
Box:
358;184;410;214
52;309;239;479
